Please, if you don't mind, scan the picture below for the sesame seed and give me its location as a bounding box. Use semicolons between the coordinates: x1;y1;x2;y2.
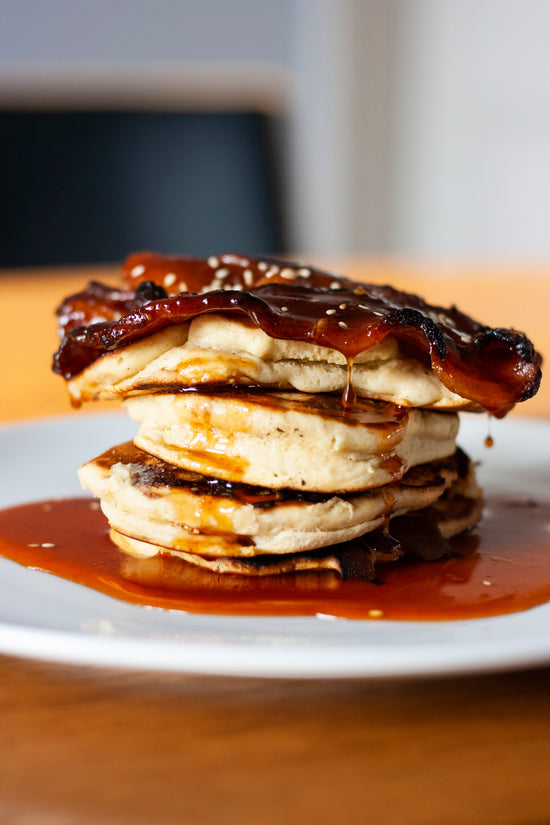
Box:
281;306;289;312
482;580;493;586
359;304;383;316
243;268;254;286
280;267;296;280
339;303;347;310
178;281;188;292
330;281;341;290
338;321;348;328
207;256;219;268
27;543;39;547
257;261;268;271
41;542;55;548
230;283;243;291
368;609;384;618
130;264;145;277
216;267;230;279
326;308;337;315
297;267;311;277
266;265;280;278
164;272;177;287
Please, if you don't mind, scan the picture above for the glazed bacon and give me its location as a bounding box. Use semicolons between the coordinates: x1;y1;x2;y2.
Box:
53;252;541;416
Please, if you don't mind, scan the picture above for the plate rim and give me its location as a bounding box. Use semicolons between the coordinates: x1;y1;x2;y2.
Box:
1;411;549;679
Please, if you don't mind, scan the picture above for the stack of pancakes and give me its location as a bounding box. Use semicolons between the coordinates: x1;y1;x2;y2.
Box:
53;253;541;582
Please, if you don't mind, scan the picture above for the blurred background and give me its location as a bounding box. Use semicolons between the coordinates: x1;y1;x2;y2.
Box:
2;0;550;266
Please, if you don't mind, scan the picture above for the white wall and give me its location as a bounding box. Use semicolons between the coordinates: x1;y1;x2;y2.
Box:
390;0;550;260
0;0;291;63
3;0;550;259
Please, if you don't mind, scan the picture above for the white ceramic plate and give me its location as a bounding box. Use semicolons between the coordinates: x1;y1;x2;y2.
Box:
0;412;549;679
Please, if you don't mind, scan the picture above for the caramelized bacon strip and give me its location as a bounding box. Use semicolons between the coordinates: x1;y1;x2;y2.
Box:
53;252;542;416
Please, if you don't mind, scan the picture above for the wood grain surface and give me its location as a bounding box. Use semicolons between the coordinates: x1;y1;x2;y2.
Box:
1;261;549;825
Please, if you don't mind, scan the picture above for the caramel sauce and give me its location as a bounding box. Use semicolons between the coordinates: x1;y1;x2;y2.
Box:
1;496;549;621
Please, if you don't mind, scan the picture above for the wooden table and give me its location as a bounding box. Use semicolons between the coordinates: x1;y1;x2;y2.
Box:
1;262;549;825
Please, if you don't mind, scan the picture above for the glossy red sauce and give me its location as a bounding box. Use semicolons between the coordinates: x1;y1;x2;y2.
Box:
1;496;549;621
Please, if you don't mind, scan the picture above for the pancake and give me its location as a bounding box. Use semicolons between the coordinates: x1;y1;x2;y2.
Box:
109;475;482;581
78;440;472;556
65;317;468;410
125;391;459;491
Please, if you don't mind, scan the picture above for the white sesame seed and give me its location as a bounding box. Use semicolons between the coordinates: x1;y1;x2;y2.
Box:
230;283;243;291
163;272;177;287
266;265;280;278
280;267;296;280
281;306;289;312
482;580;493;586
339;303;347;310
207;256;219;269
368;609;384;618
359;304;383;316
27;543;39;547
130;264;145;277
257;261;268;271
243;268;254;286
216;267;230;279
338;321;348;328
326;308;337;315
330;281;341;290
297;267;311;277
178;281;188;292
41;542;55;548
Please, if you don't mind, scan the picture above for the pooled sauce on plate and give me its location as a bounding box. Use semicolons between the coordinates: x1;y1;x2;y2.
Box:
0;496;549;620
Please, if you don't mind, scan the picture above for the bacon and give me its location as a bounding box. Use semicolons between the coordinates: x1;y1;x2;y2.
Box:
53;252;542;416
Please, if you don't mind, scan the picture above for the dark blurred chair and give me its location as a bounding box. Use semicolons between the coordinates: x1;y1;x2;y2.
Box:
0;110;284;267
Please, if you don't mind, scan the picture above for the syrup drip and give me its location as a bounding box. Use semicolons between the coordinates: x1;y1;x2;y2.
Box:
342;359;357;409
484;414;494;448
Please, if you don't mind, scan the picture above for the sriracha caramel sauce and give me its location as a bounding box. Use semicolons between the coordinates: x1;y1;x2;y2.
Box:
0;495;549;620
